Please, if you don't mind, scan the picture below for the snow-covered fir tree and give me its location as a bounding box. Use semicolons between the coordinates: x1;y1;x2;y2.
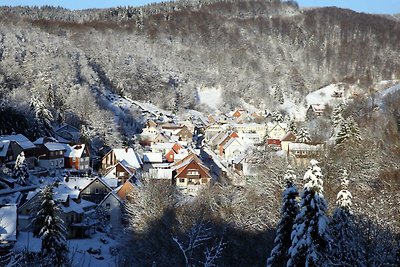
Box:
273;86;284;105
266;165;299;267
12;152;29;185
287;160;330;267
336;116;361;146
328;169;362;266
32;185;69;267
331;103;345;128
272;110;284;123
30;96;55;139
296;128;311;143
287;120;297;135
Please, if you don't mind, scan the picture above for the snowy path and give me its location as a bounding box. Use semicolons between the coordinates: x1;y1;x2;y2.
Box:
376;83;400;109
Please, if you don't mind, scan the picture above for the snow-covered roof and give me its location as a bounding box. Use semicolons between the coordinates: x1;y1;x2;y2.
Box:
151;142;175;150
0;140;10;157
143;152;163;163
61;198;96;214
0;205;17;242
102;178;119;188
112;148;142;169
0;192;21;206
232;155;246;165
223;138;243;149
267;122;287;131
0;134;35;150
44;142;66;151
64;177;94;191
64;144;86;158
281;132;297;142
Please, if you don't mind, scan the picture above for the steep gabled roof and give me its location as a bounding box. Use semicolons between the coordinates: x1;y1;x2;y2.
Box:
63;144;87;158
98;190;123;207
79;177;112;194
44;142;66;152
0;140;10;157
104;161;135;178
0;134;35;150
281;132;297;142
223;138;243;150
175;157;211;179
103;148;142;169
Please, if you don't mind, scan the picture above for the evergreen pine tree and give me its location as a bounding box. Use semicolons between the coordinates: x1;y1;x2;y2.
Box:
12;152;29;185
296;128;311;143
267;166;299;267
331;103;344;128
274;86;284;105
32;185;68;267
30;96;55;139
329;169;362;266
287;160;330;267
287;120;297;135
336;117;361;146
272;110;284;123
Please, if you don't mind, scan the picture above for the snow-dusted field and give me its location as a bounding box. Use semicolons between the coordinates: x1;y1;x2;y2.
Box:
306;84;343;106
197;86;222;110
14;231;119;267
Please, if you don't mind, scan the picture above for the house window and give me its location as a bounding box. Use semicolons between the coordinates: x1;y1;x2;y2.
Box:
188;178;193;183
51;161;54;166
60;160;63;164
179;178;185;183
95;188;99;194
106;203;110;210
201;178;208;184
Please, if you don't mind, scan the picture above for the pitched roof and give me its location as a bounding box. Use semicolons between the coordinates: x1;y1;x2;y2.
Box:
111;148;142;169
99;190;123;207
0;134;35;150
0;140;10;157
223;138;243;149
281;132;297;142
143;152;163;163
44;142;66;152
175;157;211;179
63;144;86;158
80;177;113;194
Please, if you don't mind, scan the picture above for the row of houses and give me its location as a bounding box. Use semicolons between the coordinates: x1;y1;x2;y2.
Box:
0;175;138;252
0;134;90;172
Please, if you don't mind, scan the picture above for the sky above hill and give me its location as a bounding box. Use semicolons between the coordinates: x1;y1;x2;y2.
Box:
1;0;399;14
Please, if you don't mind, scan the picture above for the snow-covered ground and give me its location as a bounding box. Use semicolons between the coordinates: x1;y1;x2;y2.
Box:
376;83;400;109
306;83;344;106
14;231;119;267
279;98;307;121
197;86;222;110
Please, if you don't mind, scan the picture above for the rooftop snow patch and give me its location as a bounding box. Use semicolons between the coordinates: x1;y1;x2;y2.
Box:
0;205;17;242
112;148;142;169
44;142;66;151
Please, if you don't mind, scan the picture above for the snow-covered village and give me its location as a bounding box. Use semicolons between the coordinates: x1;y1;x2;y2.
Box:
0;1;400;267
